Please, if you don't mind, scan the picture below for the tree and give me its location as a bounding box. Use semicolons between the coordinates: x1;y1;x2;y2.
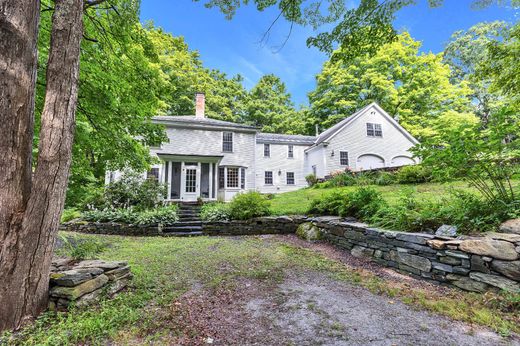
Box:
308;33;472;138
242;74;307;133
444;21;508;123
202;0;516;59
0;0;85;331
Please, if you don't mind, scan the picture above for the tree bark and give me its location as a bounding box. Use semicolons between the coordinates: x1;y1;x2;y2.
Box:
0;0;84;331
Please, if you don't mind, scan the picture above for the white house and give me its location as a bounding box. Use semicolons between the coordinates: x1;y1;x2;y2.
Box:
107;93;419;202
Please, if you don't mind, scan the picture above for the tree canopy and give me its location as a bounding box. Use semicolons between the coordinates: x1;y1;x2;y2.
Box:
308;33;472;139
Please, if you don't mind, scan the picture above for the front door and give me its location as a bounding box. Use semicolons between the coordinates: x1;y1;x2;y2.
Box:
182;164;199;201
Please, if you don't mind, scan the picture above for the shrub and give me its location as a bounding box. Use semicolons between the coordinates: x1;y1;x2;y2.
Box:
200;202;231;221
82;205;178;225
104;171;166;210
305;173;318;187
61;208;82;223
343;187;386;219
308;187;385;218
395;165;433;184
373;171;397;186
57;235;108;260
308;190;349;216
134;205;179;225
228;191;271;220
327;171;357;187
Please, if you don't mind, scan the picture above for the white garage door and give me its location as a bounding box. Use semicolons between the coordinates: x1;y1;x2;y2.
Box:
357;154;385;170
391;155;415;167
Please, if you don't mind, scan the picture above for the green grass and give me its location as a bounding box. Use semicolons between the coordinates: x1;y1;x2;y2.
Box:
3;233;519;345
269;180;520;216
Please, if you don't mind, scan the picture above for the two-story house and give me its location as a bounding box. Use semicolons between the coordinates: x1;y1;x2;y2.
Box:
107;93;419;202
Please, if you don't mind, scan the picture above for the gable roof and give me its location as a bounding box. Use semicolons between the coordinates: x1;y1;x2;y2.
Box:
314;102;419;146
152;115;258;132
257;132;316;145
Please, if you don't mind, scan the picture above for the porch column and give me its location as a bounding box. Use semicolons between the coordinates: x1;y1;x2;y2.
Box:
167;161;172;200
209;163;213;200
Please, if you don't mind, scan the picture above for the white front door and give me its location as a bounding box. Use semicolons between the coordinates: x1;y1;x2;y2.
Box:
181;163;200;201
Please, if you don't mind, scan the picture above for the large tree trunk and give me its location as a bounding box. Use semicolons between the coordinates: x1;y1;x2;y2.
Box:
0;0;84;331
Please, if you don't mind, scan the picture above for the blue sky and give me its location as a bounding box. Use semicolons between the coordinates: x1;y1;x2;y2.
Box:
140;1;518;106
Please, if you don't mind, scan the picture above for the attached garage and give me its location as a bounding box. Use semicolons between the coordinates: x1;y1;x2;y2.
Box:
391;155;415;167
357;154;385;170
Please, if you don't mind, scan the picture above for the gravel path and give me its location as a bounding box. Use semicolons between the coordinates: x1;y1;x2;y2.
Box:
246;271;515;346
166;236;519;346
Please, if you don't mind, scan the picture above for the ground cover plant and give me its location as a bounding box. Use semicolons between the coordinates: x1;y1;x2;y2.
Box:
2;233;518;345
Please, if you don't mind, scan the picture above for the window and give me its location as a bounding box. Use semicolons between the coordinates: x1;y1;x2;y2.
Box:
227;167;239;188
264;143;270;157
288;145;294;158
222;132;233;152
367;123;382;137
218;167;225;189
374;123;383;137
264;171;273;185
286;172;295;185
240;168;246;189
340;151;349;166
147;168;160;181
185;168;196;193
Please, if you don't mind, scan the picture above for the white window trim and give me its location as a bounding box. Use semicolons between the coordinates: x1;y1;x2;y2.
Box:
264;171;273;185
366;122;383;138
339;151;349;166
286;172;295;185
264;143;270;157
219;166;246;190
288;145;294;158
222;131;234;153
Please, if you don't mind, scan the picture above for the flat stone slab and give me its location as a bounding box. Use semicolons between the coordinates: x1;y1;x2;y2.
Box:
50;268;104;287
469;272;520;292
459;239;518;261
499;218;520;234
490;260;520;281
75;260;127;271
50;274;109;300
486;232;520;243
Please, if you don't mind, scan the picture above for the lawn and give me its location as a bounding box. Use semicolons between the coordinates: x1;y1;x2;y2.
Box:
4;233;519;345
269;180;520;216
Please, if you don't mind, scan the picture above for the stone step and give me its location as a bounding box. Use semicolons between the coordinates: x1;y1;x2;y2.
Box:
163;231;203;237
163;225;203;232
174;221;202;226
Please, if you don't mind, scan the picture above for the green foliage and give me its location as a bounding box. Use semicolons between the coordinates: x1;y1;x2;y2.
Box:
308;33;472;138
61;209;82;223
305;173;318;187
83;205;178;226
104;172;166;210
228;191;271;220
242;74;308;133
308;190;349;216
200;202;231;221
444;21;508;123
369;189;520;234
57;235;108;260
415;107;519;204
308;187;385;218
395;165;433;184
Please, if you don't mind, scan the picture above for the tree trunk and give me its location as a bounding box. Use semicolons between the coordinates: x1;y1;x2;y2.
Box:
0;0;84;331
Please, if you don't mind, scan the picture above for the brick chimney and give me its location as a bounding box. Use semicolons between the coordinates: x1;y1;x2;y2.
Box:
195;92;205;118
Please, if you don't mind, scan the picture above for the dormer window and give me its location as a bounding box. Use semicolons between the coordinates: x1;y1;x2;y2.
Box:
366;123;382;137
223;132;233;152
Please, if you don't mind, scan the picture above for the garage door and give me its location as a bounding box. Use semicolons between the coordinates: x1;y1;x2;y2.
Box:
391;155;415;167
357;154;385;170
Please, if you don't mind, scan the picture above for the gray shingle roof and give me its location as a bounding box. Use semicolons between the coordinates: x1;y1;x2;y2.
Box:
152;115;258;131
257;132;316;145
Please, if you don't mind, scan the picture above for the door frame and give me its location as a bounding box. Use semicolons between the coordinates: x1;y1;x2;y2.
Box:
180;162;201;201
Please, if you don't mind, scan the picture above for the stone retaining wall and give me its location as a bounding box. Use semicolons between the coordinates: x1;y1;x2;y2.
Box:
49;258;132;310
309;217;520;293
61;216;520;293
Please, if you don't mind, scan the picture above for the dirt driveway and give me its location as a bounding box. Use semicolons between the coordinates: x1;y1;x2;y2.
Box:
166;236;519;346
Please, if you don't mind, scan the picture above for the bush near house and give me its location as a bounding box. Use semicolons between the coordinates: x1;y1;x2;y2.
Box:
82;205;179;226
200;202;231;222
229;191;271;220
104;171;166;210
